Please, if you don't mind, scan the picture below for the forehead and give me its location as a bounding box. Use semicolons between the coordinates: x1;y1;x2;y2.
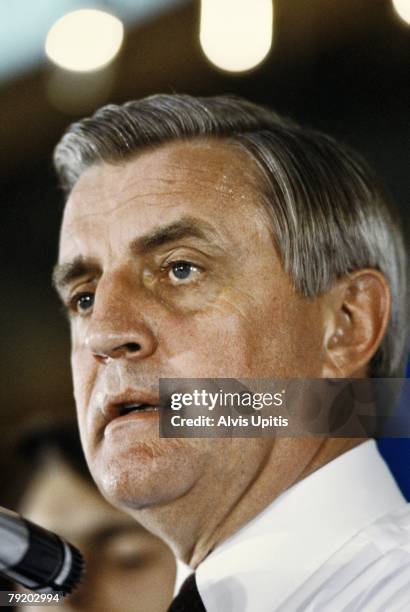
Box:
59;139;270;259
21;459;132;534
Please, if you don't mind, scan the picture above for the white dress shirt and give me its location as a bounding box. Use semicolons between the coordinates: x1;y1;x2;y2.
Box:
195;440;410;611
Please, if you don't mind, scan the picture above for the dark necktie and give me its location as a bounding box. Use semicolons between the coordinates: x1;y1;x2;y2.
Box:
167;572;207;612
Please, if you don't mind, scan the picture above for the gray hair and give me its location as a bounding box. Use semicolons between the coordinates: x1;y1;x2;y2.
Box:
53;94;409;377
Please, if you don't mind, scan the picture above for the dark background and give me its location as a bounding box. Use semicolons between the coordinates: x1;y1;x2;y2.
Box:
1;0;409;506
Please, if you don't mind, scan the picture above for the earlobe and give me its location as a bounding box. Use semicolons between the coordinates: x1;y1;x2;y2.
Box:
322;270;391;377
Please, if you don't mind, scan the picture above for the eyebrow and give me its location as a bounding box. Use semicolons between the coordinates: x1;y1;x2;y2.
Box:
130;216;217;253
88;523;146;547
52;217;219;296
52;256;101;296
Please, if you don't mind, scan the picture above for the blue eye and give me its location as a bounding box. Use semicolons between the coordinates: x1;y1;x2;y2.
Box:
171;262;193;279
168;261;201;284
76;293;94;312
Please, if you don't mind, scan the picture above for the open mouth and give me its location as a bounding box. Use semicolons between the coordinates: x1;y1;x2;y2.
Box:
118;403;159;416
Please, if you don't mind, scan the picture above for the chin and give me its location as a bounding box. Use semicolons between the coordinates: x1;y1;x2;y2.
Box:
92;438;200;510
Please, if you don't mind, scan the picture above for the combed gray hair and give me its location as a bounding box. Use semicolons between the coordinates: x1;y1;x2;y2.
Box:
53;94;409;377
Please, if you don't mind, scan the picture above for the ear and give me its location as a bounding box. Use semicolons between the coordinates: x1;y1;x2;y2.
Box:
321;269;391;377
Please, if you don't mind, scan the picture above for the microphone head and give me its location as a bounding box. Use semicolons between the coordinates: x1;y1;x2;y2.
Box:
0;507;84;596
48;540;84;596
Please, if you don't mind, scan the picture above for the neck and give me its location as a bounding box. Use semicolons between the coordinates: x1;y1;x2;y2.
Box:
131;437;366;567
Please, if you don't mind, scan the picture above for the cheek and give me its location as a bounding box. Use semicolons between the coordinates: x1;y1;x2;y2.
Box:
70;343;97;414
161;302;270;377
161;290;324;378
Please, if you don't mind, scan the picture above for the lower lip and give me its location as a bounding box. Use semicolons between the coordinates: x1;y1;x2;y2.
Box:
104;408;160;436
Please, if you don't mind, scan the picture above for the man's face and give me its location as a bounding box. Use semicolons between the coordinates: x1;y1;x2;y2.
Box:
56;140;326;513
19;459;175;612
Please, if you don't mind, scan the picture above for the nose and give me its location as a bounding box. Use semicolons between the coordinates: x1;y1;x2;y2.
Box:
87;327;158;363
84;272;158;363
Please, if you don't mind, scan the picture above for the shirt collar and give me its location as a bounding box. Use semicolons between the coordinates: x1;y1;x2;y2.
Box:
196;440;406;610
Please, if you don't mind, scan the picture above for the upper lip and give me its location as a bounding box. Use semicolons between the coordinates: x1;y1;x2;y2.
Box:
101;389;161;424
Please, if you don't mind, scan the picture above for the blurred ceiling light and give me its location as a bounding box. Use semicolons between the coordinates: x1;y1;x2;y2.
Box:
392;0;410;24
47;65;116;115
45;9;124;72
200;0;273;73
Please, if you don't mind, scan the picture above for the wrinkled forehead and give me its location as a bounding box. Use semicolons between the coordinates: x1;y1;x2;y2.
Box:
65;138;261;210
59;139;271;258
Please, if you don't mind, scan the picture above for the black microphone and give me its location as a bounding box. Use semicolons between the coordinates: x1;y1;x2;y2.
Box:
0;506;84;595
